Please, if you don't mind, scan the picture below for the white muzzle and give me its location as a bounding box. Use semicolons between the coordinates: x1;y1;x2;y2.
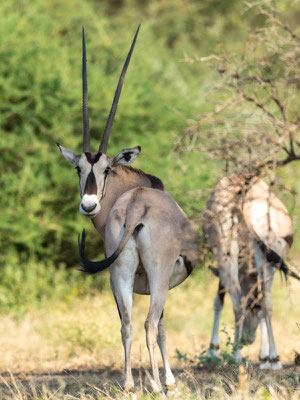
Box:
79;194;101;217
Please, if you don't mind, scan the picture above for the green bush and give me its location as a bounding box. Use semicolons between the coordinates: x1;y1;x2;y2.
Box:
0;0;298;312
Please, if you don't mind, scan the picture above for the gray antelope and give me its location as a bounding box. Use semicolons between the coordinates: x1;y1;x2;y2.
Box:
202;174;300;369
56;27;198;391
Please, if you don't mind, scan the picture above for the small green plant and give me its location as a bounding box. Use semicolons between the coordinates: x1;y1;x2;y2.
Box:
176;324;249;370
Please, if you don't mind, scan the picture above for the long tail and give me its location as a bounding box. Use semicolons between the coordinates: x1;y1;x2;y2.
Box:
78;229;119;274
208;252;300;282
78;200;146;274
279;260;300;281
259;242;300;281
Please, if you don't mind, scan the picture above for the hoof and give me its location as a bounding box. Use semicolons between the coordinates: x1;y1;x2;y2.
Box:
166;385;179;397
232;352;242;363
259;360;270;370
208;349;221;359
153;383;163;393
127;393;137;400
270;360;282;370
165;374;176;388
145;370;162;393
122;379;135;393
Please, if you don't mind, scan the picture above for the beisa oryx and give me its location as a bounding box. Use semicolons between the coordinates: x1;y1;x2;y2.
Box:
56;27;198;391
202;174;300;369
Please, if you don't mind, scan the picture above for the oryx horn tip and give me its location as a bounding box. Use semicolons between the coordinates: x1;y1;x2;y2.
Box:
98;25;140;153
135;24;141;37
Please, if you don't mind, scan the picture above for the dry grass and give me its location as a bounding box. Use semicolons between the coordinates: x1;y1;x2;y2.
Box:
0;271;299;371
0;268;299;398
0;365;299;399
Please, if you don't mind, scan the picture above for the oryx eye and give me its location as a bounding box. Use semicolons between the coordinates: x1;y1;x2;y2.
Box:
104;167;110;175
75;166;81;176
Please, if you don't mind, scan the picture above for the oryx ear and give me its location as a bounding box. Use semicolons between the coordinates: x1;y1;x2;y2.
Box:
110;146;141;167
56;143;81;166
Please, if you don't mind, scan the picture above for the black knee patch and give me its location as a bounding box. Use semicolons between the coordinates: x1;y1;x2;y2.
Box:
209;343;220;351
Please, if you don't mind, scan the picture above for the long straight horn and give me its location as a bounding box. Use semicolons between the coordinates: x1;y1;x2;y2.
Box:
99;25;140;153
82;27;90;153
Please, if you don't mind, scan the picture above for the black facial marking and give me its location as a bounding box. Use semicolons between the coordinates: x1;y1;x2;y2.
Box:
84;171;97;195
99;171;109;202
85;152;102;165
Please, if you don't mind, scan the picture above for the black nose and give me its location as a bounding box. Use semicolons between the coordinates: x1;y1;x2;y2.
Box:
81;203;97;213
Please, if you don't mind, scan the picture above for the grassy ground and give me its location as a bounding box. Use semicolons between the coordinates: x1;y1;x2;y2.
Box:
1;1;300;398
0;268;298;399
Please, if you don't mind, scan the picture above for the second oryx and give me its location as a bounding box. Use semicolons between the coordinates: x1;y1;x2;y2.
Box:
57;27;198;391
202;174;300;369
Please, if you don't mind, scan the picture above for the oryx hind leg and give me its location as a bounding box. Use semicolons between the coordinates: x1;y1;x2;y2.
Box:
251;240;282;370
108;235;139;390
263;264;282;370
137;225;179;391
144;283;170;392
157;311;176;387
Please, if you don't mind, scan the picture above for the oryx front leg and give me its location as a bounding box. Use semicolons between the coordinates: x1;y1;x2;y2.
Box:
231;287;244;363
218;239;243;362
209;281;225;358
109;240;139;391
259;317;270;369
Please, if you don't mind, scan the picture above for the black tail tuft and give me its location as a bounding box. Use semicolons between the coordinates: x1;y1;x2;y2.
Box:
280;259;300;281
78;229;118;274
259;242;300;282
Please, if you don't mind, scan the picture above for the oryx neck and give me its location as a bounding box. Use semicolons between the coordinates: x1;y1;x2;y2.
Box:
92;165;164;238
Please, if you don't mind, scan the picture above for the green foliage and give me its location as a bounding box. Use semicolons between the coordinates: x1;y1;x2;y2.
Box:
0;256;108;316
0;0;299;312
0;0;220;271
176;324;247;370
